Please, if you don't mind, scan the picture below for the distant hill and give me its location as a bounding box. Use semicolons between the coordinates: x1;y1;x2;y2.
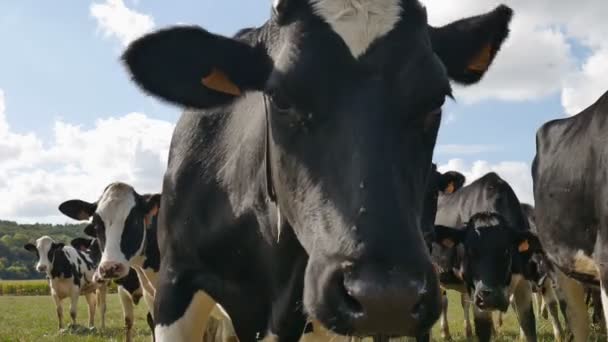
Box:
0;220;87;280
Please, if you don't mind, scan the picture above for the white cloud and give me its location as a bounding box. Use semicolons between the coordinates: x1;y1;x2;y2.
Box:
0;89;174;223
436;144;500;156
561;48;608;115
422;0;608;112
438;158;533;205
90;0;155;47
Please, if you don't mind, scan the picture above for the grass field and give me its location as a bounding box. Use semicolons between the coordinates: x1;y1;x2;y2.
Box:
0;294;151;341
0;292;605;341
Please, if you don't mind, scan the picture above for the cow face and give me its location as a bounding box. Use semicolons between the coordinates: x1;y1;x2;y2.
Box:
59;183;160;281
24;236;64;274
435;213;539;312
121;1;512;336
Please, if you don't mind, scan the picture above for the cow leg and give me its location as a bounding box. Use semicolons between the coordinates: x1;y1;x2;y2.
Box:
555;270;589;342
461;292;473;338
510;278;537;342
540;280;563;341
85;292;97;328
147;312;156;342
439;290;451;340
118;286;135;342
473;306;493;342
154;274;216;342
97;283;107;330
53;294;64;330
69;289;79;326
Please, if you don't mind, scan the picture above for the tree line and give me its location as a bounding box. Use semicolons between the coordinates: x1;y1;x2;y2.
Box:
0;220;86;280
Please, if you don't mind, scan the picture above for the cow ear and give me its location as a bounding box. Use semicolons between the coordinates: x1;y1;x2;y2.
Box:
429;5;513;84
434;225;466;248
122;26;273;110
84;223;97;238
24;243;37;253
59;200;97;221
439;171;466;194
70;238;91;251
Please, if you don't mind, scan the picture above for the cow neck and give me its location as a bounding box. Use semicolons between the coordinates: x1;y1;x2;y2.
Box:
263;95;277;204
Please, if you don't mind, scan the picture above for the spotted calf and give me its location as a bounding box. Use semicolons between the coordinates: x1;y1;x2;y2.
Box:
24;235;107;330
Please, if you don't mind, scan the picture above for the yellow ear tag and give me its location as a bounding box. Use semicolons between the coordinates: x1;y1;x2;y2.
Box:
446;182;456;194
467;44;493;73
442;238;455;248
518;240;530;253
202;67;242;96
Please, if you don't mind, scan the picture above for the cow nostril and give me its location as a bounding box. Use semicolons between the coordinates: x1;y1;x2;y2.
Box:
340;275;364;317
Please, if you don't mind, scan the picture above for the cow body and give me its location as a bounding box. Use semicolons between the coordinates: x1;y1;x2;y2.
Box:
24;236;107;330
533;90;608;342
117;1;513;340
431;173;538;342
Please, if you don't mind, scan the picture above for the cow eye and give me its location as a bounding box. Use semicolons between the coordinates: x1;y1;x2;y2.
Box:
268;90;292;114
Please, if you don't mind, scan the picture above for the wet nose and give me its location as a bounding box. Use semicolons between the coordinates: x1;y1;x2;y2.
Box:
340;264;441;336
37;265;47;272
97;261;125;280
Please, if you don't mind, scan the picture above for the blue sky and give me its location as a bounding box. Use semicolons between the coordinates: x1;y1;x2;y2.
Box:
0;0;606;222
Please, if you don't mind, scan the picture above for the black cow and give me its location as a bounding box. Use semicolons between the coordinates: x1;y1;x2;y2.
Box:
119;1;513;340
532;89;608;342
431;172;539;341
24;236;107;330
435;213;541;342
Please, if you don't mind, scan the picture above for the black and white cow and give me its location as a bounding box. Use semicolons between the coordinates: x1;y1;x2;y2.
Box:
118;1;513;340
431;172;539;341
59;183;236;342
532;89;608;342
71;236;147;342
24;235;107;330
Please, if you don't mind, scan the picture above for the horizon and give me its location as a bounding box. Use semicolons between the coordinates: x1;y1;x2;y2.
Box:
0;0;607;223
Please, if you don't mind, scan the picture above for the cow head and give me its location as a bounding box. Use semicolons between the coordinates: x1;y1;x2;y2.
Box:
59;183;161;281
434;212;541;312
423;164;465;248
24;236;65;274
121;1;513;336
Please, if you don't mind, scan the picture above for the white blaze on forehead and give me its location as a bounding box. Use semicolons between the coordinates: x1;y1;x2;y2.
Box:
310;0;403;57
97;183;138;265
35;236;55;271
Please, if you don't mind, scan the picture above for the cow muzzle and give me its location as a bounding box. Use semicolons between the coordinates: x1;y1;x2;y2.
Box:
304;258;441;337
473;284;509;312
95;261;127;282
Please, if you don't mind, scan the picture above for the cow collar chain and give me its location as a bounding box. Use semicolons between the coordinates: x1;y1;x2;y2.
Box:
263;95;283;242
263;95;277;204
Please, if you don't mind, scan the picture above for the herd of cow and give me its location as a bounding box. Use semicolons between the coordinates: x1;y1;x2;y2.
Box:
19;1;608;342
